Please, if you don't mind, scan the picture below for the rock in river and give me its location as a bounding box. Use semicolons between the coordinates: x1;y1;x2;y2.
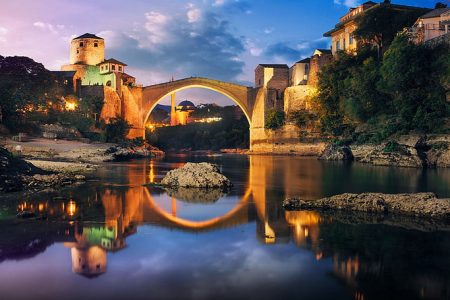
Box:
161;162;232;188
283;193;450;219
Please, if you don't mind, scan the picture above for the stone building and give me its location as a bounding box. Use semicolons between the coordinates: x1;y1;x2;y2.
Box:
324;1;430;55
255;64;289;110
289;58;310;86
407;7;450;44
60;33;135;95
172;100;196;126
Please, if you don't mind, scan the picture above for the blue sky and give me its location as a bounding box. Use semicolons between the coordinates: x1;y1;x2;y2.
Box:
0;0;442;104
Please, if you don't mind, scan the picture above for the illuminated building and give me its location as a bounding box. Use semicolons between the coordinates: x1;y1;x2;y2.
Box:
60;33;136;95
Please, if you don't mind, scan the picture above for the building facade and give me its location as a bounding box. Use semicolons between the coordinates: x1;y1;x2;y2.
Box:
324;1;430;55
61;33;135;95
408;7;450;44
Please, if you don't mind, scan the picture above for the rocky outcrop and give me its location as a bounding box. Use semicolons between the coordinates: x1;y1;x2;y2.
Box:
106;145;164;161
351;141;424;168
40;123;82;140
425;135;450;168
161;163;232;188
0;147;44;192
283;193;450;219
319;144;353;161
164;187;226;203
0;147;92;193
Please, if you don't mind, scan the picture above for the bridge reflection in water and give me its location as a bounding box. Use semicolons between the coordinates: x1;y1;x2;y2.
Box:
12;156;450;299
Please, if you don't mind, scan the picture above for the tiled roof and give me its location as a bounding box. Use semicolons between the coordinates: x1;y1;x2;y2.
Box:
420;7;450;19
73;33;103;40
98;58;128;66
258;64;289;68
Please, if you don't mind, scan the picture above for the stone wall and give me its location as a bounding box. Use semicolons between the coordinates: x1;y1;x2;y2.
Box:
250;124;326;155
308;53;333;87
284;85;316;115
100;87;122;122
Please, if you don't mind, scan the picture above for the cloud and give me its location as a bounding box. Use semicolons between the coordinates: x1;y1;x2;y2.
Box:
32;21;64;35
0;27;8;43
263;38;330;63
187;7;202;23
263;27;274;35
333;0;360;8
102;9;245;85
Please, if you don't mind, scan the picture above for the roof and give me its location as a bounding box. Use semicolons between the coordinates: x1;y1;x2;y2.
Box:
98;58;127;66
121;72;135;79
178;100;195;107
315;49;332;54
420;7;450;19
73;33;103;40
324;2;431;37
257;64;289;68
51;71;76;78
295;58;311;64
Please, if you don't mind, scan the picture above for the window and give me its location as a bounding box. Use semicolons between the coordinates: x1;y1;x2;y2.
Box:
94;42;98;47
101;66;103;71
119;66;122;72
76;50;79;54
349;34;354;45
336;41;341;51
112;65;116;71
79;42;84;47
343;38;346;50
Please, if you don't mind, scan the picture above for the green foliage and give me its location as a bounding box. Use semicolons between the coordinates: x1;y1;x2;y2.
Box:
104;118;131;143
0;56;63;123
431;142;449;151
289;109;317;128
79;95;104;116
383;141;400;153
315;34;449;141
379;35;449;132
148;116;249;151
353;5;428;56
265;109;285;130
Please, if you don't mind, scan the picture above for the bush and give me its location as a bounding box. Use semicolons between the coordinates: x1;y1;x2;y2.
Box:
265;109;285;130
383;141;400;153
104;118;131;143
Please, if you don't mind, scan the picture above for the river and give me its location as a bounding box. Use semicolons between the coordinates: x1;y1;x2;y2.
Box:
0;154;449;300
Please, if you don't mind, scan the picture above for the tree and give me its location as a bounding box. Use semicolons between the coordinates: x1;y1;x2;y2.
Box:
379;35;449;132
0;56;62;124
354;5;429;58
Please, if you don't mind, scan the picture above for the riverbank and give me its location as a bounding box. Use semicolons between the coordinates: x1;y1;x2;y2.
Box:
1;137;164;163
283;193;450;219
249;134;450;168
0;147;95;194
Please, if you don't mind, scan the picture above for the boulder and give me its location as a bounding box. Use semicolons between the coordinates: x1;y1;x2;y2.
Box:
161;162;232;188
353;142;424;168
164;187;226;203
319;144;354;161
283;193;450;219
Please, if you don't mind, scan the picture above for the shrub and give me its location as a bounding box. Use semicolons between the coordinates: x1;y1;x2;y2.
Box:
104;118;131;143
383;141;400;153
265;109;285;130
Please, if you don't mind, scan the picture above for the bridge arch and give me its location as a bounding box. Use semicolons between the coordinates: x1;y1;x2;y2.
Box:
141;77;253;134
143;187;252;231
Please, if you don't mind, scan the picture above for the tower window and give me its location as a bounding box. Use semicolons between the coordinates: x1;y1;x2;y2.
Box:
76;50;79;54
94;42;98;47
79;42;84;47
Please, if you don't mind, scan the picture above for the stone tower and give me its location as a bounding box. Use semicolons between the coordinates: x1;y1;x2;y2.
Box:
70;33;105;66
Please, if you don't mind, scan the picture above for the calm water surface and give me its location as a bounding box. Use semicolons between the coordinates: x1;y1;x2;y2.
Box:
0;155;450;300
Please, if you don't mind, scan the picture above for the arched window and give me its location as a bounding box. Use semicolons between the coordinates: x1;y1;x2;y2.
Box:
106;80;112;86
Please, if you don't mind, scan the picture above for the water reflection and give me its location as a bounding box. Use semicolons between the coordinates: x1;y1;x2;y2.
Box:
2;155;450;299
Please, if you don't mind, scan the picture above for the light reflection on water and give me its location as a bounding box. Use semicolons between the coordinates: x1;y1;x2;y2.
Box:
0;155;450;300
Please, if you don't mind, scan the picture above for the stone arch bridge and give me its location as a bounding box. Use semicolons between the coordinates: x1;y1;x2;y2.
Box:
118;77;272;149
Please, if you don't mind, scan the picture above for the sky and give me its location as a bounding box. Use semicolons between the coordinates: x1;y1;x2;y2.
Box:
0;0;442;105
